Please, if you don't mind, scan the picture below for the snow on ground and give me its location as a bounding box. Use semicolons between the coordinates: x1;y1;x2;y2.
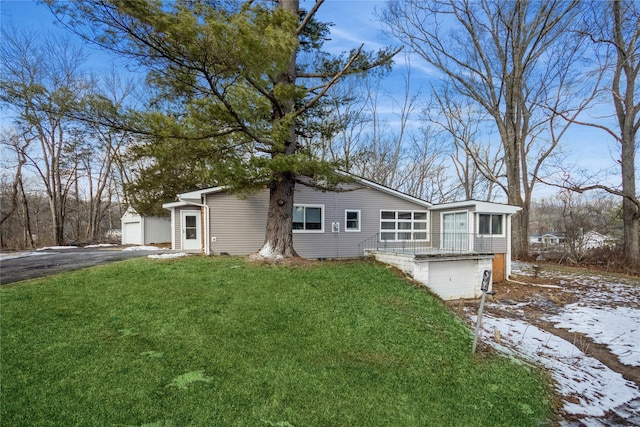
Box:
480;262;640;423
148;252;188;260
0;251;50;260
1;245;165;260
36;246;78;251
478;315;640;418
547;305;640;367
1;246;80;260
122;245;162;251
512;262;640;368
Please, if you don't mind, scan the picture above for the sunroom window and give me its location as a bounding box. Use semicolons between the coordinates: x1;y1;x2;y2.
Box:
478;214;504;236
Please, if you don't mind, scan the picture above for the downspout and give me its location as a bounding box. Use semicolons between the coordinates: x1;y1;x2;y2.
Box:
178;195;210;256
506;214;513;278
140;216;145;245
170;208;176;250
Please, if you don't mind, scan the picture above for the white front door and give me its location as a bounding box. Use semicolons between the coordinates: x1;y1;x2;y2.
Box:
181;210;201;251
442;212;468;251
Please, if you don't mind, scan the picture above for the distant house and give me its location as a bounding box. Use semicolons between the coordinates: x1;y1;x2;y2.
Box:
580;231;609;250
163;173;521;300
530;232;566;248
530;230;610;252
120;207;171;246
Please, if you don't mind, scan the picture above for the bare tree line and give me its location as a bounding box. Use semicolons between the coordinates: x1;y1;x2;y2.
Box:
0;28;137;249
379;0;638;268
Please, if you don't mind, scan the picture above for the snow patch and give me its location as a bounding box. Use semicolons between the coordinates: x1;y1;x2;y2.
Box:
0;251;51;260
84;244;117;248
148;252;188;260
36;246;78;251
122;246;162;251
479;315;640;417
547;305;640;367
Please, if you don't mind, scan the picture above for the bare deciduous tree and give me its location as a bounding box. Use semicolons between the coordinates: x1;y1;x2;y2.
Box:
382;0;592;259
78;70;136;240
0;129;36;248
318;55;458;202
1;28;91;245
427;89;504;201
552;0;639;269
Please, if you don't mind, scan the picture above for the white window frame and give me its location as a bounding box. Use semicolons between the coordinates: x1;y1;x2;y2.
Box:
379;210;429;242
441;210;471;251
477;213;505;237
293;204;324;233
345;209;361;232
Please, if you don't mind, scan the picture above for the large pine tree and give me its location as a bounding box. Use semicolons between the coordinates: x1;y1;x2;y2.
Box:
48;0;396;259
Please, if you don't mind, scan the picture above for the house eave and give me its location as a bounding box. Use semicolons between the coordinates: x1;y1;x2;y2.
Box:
429;200;522;214
162;201;188;209
178;186;227;200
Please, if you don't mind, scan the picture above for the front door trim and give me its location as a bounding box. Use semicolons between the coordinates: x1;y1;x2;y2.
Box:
181;210;202;251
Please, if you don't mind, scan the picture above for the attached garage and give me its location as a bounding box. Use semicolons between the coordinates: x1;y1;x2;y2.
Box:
121;207;171;246
428;259;478;300
367;251;494;300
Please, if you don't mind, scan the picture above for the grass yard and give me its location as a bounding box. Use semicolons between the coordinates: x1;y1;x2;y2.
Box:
1;257;552;426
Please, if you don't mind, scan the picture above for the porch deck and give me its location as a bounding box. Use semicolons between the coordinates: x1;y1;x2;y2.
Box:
357;233;497;257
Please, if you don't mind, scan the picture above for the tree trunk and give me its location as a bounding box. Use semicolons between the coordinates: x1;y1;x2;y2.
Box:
257;172;299;259
512;205;530;261
612;0;639;270
501;118;529;260
621;130;639;269
254;0;300;260
19;178;35;249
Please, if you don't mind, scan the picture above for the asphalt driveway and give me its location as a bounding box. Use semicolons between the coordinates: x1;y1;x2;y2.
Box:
0;247;170;285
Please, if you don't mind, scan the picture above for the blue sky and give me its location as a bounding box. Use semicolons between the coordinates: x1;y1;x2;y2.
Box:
1;0;632;196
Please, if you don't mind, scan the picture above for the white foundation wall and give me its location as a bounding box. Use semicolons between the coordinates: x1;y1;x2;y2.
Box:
367;251;494;300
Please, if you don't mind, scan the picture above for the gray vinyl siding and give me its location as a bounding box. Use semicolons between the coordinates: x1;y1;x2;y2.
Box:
430;211;441;248
473;213;508;253
142;217;171;244
292;183;430;258
204;183;430;259
206;191;269;255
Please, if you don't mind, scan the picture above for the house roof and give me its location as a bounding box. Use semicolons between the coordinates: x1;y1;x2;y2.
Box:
162;186;226;209
428;199;522;214
163;173;433;209
162;173;521;214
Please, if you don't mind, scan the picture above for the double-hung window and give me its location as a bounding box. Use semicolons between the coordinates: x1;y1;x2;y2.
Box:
293;205;324;232
478;214;504;236
345;210;361;232
380;211;428;241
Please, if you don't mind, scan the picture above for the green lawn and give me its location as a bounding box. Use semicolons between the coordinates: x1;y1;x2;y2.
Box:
1;257;552;426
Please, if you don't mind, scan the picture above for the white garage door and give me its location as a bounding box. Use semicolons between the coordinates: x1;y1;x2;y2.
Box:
123;222;142;245
429;260;476;300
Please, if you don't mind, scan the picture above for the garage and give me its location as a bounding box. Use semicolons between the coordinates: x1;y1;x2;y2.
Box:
367;251;494;300
120;207;171;246
122;220;142;245
428;259;477;300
